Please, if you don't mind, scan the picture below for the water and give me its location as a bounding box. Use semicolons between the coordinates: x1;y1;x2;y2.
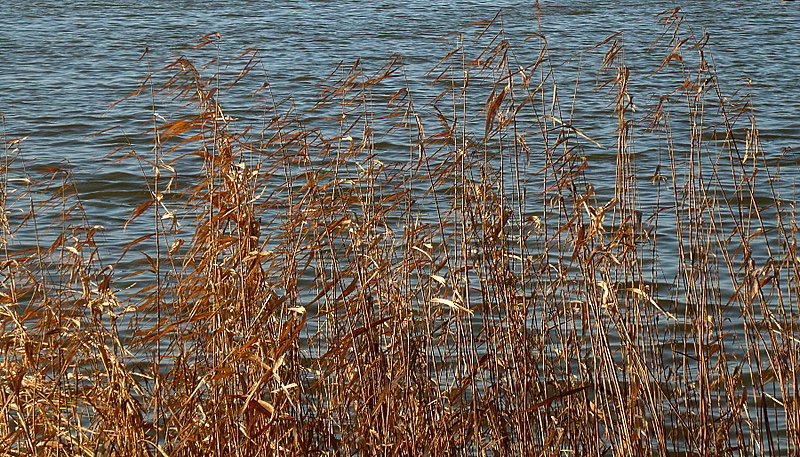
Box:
2;1;797;234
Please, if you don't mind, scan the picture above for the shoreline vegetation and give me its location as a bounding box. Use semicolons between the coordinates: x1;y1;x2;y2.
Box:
2;8;799;456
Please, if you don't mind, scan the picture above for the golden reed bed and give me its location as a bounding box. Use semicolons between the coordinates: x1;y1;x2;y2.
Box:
1;8;798;457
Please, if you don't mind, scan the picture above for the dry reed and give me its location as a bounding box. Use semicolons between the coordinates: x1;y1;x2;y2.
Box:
1;8;798;457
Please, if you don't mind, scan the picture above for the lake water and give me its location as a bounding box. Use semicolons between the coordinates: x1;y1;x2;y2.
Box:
1;1;798;242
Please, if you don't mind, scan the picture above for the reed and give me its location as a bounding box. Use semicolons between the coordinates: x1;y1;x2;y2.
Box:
1;8;798;456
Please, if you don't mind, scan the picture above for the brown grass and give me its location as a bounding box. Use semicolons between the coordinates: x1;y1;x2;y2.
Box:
1;8;798;457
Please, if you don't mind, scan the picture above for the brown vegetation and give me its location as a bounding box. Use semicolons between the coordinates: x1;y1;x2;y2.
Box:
1;9;798;457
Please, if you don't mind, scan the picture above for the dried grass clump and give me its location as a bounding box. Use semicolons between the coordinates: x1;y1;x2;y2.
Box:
1;8;799;457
